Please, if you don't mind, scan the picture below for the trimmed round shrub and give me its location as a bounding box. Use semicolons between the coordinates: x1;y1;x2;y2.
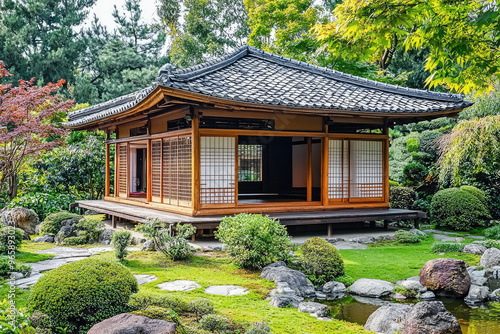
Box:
300;237;344;286
39;211;81;235
460;185;488;207
199;314;230;332
389;186;416;209
215;213;292;269
430;188;491;231
29;258;138;332
0;227;24;254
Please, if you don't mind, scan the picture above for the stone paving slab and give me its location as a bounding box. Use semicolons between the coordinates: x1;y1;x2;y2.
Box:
205;285;249;296
432;234;458;242
134;275;158;286
332;241;368;250
15;274;44;289
158;280;201;291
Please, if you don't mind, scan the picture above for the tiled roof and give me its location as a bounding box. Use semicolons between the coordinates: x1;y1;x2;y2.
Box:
65;46;472;127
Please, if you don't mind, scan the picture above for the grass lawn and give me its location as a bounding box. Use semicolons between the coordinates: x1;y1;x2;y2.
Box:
91;251;366;334
340;237;481;282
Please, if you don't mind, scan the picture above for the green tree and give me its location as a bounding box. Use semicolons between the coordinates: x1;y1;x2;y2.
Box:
0;0;97;85
315;0;500;96
158;0;249;68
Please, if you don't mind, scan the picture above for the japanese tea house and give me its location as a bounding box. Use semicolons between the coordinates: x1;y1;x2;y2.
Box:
65;46;472;228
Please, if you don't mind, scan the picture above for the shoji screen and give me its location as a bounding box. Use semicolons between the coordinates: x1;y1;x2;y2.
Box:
117;143;128;198
161;136;192;207
200;136;236;205
151;140;162;202
349;140;383;199
328;139;349;201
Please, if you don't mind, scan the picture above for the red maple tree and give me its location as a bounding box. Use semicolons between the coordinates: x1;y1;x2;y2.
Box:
0;61;73;199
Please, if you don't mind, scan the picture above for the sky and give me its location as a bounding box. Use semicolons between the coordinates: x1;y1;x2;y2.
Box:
84;0;160;31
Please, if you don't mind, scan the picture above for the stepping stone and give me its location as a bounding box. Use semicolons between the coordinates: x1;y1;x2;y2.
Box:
204;285;249;296
332;241;368;250
433;234;458;242
29;258;70;273
135;275;158;285
15;274;44;289
468;235;485;239
158;280;201;292
36;247;93;258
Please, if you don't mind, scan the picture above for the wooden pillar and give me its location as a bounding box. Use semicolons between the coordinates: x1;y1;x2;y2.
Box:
146;139;152;202
414;219;420;229
126;142;130;198
321;136;329;206
191;109;200;213
114;143;119;197
384;220;389;230
112;215;116;229
307;137;312;202
105;143;110;197
327;223;333;237
383;120;390;204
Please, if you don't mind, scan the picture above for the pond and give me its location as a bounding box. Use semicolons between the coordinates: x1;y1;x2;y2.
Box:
318;296;500;334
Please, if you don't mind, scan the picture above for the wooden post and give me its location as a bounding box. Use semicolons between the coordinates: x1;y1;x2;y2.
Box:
414;219;420;229
105;143;110;197
126;142;130;198
147;139;152;202
384;220;389;230
321;136;329;206
114;143;119;197
307;137;312;202
383;121;390;205
112;215;116;228
327;223;333;237
191;110;200;213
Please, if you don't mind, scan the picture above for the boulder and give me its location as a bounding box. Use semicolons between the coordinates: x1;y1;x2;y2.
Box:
469;270;488;286
99;229;114;245
0;207;39;235
365;303;412;334
261;263;315;297
419;291;436;300
269;294;303;308
33;235;54;243
480;247;500;268
489;288;500;302
87;313;176;334
419;258;471;296
402;301;461;334
141;240;156;251
464;285;490;304
463;244;487;255
55;224;77;245
322;281;346;296
400;280;427;293
349;278;394;298
297;302;330;317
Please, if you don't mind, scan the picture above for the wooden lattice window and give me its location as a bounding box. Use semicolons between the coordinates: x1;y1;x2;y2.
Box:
200;136;236;205
118;144;128;197
151;140;162;201
349;140;383;199
161;136;192;207
238;144;262;182
328;139;349;200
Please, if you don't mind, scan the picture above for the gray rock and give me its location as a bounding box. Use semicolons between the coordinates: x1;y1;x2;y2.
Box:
0;207;39;235
99;229;114;246
419;291;436;300
464;285;490;304
84;210;99;215
489;288;500;302
55;223;77;245
364;303;412;334
141;240;156;251
261;264;315;297
480;247;500;268
468;235;485;239
349;237;373;244
332;241;368;250
401;280;427;293
392;293;407;300
455;237;466;243
469;270;488;286
34;224;40;235
349;278;394;298
298;302;330;317
409;229;428;237
87;313;176;334
265;261;287;268
420;258;471;296
315;291;327;299
323;281;346;295
463;243;487;255
134;274;158;286
351;295;389;306
402;301;461;334
158;280;201;291
33;235;54;243
276;282;295;295
200;246;213;252
205;285;249;296
269;294;303;308
432;234;457;242
14;274;44;289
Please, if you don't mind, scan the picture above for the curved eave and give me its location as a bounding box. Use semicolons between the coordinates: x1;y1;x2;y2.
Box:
64;85;473;130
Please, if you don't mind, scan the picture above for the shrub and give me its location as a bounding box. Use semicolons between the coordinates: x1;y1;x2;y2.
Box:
0;299;36;333
403;163;428;186
39;211;81;235
29;258;138;332
430;188;491;230
246;322;272;334
299;237;344;286
9;192;78;221
394;286;418;298
128;292;189;314
460;185;488;207
406;138;419;152
480;239;500;249
485;224;500;240
431;242;464;253
335;275;355;287
132;306;186;334
137;219;196;260
199;314;230;332
215;213;292;269
112;230;131;261
62;236;86;246
394;230;423;244
0;227;24;254
389;186;416;210
0;256;31;278
188;298;214;321
75;216;105;243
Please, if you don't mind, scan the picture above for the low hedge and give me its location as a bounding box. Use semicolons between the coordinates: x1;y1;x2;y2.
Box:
29;258;138;332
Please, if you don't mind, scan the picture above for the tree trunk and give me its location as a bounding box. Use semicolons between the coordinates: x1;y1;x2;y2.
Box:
7;172;18;200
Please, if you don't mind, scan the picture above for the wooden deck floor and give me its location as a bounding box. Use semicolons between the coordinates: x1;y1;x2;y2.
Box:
74;200;426;230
